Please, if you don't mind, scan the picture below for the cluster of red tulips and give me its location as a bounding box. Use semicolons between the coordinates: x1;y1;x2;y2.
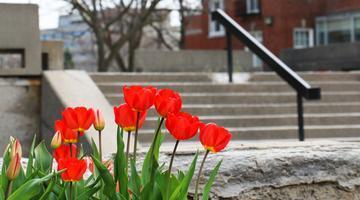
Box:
4;85;231;200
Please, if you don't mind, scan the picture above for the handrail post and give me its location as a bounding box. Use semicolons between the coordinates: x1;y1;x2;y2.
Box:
297;92;305;141
226;29;233;83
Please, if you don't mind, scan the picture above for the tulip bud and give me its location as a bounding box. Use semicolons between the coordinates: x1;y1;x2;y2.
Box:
6;153;21;180
51;131;62;149
93;109;105;131
11;139;22;160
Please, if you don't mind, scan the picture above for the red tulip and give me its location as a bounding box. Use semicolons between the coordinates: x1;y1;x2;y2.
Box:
165;112;200;140
123;85;157;112
62;107;95;134
114;103;147;132
55;120;78;144
58;157;87;182
93;109;105;131
200;123;232;153
6;153;21;180
10;139;22;160
53;144;77;162
155;89;182;117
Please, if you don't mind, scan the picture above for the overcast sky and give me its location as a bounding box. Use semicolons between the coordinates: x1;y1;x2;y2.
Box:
0;0;186;30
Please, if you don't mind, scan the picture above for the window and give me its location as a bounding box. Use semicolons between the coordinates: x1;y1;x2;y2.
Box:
245;31;263;68
0;49;25;69
293;28;314;49
246;0;260;14
208;0;224;37
354;17;360;41
316;13;360;45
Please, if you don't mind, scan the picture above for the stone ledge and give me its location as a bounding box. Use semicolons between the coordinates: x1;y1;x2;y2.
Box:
154;140;360;199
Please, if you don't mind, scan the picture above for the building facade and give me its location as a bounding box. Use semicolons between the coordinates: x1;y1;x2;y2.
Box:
185;0;360;66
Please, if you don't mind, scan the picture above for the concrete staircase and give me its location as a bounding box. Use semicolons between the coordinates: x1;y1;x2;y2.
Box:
90;72;360;144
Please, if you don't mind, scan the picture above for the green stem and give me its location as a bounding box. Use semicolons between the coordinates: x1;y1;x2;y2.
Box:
98;131;102;161
149;117;164;157
126;131;131;174
133;112;140;162
69;182;73;200
194;150;210;200
5;180;13;199
165;140;180;200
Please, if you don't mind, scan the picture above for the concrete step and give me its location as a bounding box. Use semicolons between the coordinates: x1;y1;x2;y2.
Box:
250;72;360;82
107;91;360;105
90;72;212;83
123;102;360;117
136;125;360;143
97;81;360;94
140;113;360;129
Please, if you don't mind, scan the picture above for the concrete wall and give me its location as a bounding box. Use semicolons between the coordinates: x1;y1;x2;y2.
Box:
280;42;360;71
41;41;64;70
0;78;40;156
134;50;253;72
0;3;41;75
41;70;133;155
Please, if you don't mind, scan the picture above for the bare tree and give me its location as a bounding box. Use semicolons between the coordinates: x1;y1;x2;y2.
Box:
64;0;164;72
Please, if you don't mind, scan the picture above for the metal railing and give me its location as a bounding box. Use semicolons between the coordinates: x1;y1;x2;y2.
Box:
212;9;321;141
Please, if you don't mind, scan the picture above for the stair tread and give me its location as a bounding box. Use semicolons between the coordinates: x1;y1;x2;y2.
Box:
96;81;360;85
105;91;360;96
137;124;360;134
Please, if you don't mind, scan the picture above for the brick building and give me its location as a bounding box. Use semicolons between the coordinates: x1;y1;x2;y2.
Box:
185;0;360;67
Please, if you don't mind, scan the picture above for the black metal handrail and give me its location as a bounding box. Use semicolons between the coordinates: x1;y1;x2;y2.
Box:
212;9;321;141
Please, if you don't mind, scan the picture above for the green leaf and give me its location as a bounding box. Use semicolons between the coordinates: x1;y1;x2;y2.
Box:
91;138;100;160
77;185;101;200
39;176;56;200
91;156;118;200
34;141;53;173
170;152;199;200
128;159;141;199
26;134;36;177
113;126;129;199
0;187;5;200
141;119;164;185
1;143;11;193
202;160;222;200
7;172;58;200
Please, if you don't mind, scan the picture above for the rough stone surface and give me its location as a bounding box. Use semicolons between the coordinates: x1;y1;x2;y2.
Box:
151;141;360;200
0;78;40;156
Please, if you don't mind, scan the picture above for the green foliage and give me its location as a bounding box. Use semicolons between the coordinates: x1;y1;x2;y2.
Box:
0;119;223;199
202;160;222;200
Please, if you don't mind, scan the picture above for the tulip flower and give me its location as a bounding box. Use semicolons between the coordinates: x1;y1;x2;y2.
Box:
51;131;62;149
154;88;182;117
10;139;22;160
93;109;105;131
194;123;232;200
53;144;77;162
123;85;156;112
55;120;78;144
6;153;21;181
114;103;147;165
114;104;147;132
57;157;87;182
199;123;232;153
62;107;95;134
165;112;200;141
93;109;105;160
164;112;200;199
